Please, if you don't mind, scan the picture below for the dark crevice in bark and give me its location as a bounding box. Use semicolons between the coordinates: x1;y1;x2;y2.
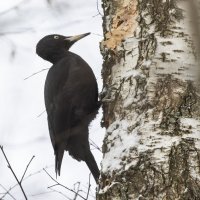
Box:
138;0;183;37
168;139;200;199
152;76;200;136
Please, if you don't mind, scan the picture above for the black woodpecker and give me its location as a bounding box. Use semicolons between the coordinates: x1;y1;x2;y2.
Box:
36;33;100;183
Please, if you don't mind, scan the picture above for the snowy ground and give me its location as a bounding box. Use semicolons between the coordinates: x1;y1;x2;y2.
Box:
0;0;104;199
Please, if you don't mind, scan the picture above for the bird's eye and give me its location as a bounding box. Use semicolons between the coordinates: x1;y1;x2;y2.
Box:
54;36;59;39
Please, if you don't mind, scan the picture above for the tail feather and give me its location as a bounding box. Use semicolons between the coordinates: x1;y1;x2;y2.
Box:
65;134;100;183
85;151;100;183
55;145;65;177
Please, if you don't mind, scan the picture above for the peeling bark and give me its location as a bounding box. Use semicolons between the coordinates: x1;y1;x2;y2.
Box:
98;0;200;199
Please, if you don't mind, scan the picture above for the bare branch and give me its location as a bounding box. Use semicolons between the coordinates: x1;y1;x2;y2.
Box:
37;110;46;118
78;185;95;199
0;165;53;199
48;183;59;189
48;188;72;199
94;0;103;17
30;190;54;197
43;169;87;200
91;33;103;37
89;139;101;152
0;146;28;200
0;184;16;200
86;173;91;200
73;182;81;200
30;188;71;199
24;68;49;80
20;155;35;183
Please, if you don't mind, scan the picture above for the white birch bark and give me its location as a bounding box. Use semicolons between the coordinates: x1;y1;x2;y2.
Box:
98;0;200;199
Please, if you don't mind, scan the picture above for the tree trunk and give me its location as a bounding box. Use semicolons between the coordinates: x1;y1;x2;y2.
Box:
98;0;200;199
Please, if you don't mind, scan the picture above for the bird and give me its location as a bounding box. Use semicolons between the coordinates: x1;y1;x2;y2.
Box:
36;33;100;183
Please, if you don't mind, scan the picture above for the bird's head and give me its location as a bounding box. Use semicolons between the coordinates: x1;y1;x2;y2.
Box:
36;32;90;63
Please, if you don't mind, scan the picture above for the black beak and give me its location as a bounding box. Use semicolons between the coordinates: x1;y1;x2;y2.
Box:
65;33;90;42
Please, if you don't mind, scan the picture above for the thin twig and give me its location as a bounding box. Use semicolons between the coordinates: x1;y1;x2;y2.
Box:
0;146;28;200
48;183;59;188
43;169;86;200
37;110;46;118
89;139;101;152
48;188;72;199
30;187;71;199
30;190;54;197
86;173;91;200
78;183;95;199
91;33;103;37
20;155;35;183
0;165;53;199
0;184;16;200
73;182;80;200
94;0;103;17
24;68;49;80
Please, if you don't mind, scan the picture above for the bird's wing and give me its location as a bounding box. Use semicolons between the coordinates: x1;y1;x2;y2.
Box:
46;93;72;176
45;74;87;175
44;64;73;175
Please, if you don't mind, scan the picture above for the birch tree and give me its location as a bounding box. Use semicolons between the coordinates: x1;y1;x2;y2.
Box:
98;0;200;199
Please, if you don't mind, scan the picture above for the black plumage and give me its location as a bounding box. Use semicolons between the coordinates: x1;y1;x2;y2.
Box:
36;33;100;182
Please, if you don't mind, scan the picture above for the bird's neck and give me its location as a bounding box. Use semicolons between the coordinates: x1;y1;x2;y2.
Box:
49;51;68;64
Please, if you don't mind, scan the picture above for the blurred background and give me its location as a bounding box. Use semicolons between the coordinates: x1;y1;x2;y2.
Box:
0;0;104;199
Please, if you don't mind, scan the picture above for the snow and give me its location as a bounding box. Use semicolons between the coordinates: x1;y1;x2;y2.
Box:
181;118;200;148
102;120;139;173
99;181;118;194
0;1;104;199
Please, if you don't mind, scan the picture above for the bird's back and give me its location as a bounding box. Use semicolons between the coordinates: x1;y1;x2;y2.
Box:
45;52;99;118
